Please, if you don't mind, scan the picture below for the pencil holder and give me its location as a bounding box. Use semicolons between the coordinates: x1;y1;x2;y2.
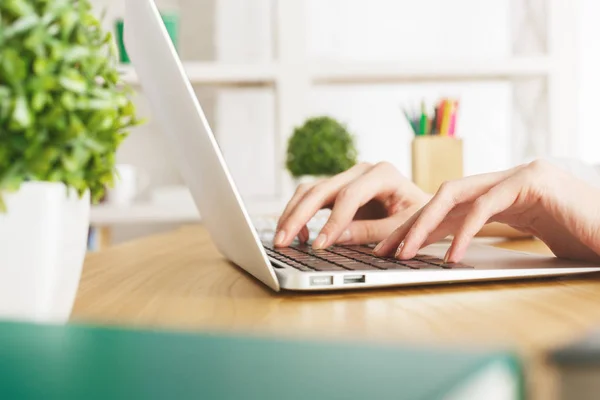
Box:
411;136;464;194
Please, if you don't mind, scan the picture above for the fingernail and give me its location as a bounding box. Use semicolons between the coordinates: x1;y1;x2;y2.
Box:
443;249;450;264
395;241;405;258
274;230;286;246
313;233;328;249
299;231;308;243
373;241;385;254
337;230;352;244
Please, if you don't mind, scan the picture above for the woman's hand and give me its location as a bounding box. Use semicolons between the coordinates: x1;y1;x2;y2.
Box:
373;160;600;264
274;162;431;249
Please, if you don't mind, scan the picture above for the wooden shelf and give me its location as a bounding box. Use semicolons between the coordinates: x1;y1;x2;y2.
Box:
311;57;553;84
118;62;278;86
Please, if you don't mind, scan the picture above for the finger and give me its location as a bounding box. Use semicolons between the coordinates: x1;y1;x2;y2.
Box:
313;163;403;249
274;164;371;246
372;201;472;257
274;183;317;247
298;226;310;243
276;183;315;231
418;221;456;249
395;169;519;259
373;210;422;256
445;176;522;263
334;216;403;245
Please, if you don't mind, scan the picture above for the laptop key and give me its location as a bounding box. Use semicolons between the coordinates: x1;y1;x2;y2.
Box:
339;262;374;271
269;258;310;271
396;260;428;269
415;254;439;260
420;259;445;266
287;263;312;272
309;262;346;271
364;257;389;264
345;246;374;254
328;256;350;263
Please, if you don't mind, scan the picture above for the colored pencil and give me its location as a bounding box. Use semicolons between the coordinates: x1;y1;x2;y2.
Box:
448;100;459;137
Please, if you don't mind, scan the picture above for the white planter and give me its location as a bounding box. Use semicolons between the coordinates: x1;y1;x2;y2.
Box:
0;182;90;324
292;175;330;188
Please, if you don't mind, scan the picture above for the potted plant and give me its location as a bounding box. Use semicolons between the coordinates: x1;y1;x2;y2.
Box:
0;0;140;323
286;116;358;185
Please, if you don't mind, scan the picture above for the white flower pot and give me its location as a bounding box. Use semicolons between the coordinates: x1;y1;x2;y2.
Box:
0;182;90;324
293;175;329;188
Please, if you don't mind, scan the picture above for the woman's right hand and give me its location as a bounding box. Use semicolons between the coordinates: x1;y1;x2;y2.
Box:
274;162;431;249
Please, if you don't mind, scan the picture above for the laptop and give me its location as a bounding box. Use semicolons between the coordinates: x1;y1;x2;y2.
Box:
123;0;600;292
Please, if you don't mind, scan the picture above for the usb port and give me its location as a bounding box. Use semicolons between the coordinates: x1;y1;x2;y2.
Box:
344;275;366;284
310;276;333;286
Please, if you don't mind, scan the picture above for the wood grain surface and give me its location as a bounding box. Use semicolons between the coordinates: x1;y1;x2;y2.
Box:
73;225;600;400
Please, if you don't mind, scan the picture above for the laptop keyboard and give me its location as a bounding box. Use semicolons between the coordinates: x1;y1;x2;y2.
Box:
262;242;473;272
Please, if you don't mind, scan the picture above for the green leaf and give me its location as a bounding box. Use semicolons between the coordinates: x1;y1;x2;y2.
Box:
38;75;58;91
59;9;77;39
0;86;12;122
40;12;56;27
80;137;106;153
63;46;90;63
72;143;91;165
48;40;65;60
23;27;46;52
46;23;60;37
286;116;358;178
1;48;27;83
11;96;33;129
59;70;87;93
0;0;143;212
61;153;78;172
33;58;49;75
0;164;24;191
3;14;39;38
67;113;85;137
31;91;47;111
4;0;35;18
60;92;76;110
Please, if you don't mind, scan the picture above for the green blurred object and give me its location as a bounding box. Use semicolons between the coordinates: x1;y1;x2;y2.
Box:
0;321;524;400
0;0;142;211
286;116;358;178
115;13;179;64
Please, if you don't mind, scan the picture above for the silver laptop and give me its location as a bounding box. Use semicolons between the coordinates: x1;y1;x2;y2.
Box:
123;0;600;292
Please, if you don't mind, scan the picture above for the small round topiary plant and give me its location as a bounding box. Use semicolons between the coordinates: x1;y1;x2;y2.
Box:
286;116;357;178
0;0;140;211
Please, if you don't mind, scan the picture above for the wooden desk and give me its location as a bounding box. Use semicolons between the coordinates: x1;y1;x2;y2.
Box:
73;225;600;400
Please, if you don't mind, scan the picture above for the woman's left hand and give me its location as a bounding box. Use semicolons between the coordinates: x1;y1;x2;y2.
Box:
373;160;600;264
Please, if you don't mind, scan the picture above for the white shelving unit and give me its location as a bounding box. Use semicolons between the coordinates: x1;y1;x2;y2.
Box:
94;0;577;228
118;63;277;85
311;57;553;83
118;57;553;86
90;200;286;226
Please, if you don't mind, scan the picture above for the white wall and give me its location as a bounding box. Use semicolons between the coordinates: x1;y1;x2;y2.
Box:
307;0;510;62
578;0;600;165
307;82;512;178
92;0;598;244
91;0;221;243
213;0;514;188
